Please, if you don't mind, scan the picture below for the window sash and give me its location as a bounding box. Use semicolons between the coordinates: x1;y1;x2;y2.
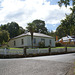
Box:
49;40;51;45
41;39;45;43
21;39;24;45
33;38;36;44
14;41;16;46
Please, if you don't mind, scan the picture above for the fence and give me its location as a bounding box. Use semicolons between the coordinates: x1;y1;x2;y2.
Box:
26;49;49;55
0;47;75;56
67;48;75;52
51;48;75;53
25;47;75;55
0;48;24;55
51;48;66;53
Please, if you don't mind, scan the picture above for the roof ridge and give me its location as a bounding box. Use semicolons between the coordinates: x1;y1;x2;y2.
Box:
12;32;53;39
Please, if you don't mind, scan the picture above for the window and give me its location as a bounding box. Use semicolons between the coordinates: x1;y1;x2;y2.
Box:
33;38;36;44
49;40;51;45
14;41;16;46
41;39;45;43
21;39;24;45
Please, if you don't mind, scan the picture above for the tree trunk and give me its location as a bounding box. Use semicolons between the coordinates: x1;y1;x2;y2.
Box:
49;47;51;54
31;32;33;48
65;45;67;53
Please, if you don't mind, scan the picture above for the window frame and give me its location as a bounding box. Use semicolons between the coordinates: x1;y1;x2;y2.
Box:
49;40;51;45
14;41;16;46
21;39;24;45
33;38;36;44
41;39;45;43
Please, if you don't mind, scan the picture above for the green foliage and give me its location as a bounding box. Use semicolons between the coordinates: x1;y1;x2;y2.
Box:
0;22;25;38
58;0;75;7
26;23;36;33
55;43;62;47
0;30;10;45
56;6;75;38
32;19;56;37
38;41;45;48
33;19;48;34
48;30;56;38
9;48;23;49
19;26;25;34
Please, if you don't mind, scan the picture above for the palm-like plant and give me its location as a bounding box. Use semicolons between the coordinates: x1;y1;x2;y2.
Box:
26;22;36;48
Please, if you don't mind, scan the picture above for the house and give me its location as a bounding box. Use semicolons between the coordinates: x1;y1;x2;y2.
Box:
58;35;75;45
8;32;55;48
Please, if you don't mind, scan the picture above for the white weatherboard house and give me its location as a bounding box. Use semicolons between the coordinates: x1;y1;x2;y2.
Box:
8;32;55;48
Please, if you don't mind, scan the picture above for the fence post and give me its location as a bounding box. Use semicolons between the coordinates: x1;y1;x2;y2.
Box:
38;48;39;54
49;46;51;54
24;47;27;56
4;48;7;55
65;45;67;53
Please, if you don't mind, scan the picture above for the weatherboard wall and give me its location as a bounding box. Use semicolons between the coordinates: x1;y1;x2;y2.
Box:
8;36;28;48
8;35;55;48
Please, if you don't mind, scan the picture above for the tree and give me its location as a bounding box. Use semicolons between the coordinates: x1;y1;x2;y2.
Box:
19;26;25;34
0;30;10;45
0;31;3;44
0;22;25;38
26;22;36;48
7;22;20;38
58;0;75;7
56;7;75;38
56;2;75;38
33;19;48;34
56;25;66;38
48;30;56;38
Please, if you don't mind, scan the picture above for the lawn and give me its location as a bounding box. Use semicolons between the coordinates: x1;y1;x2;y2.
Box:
9;48;23;49
52;47;75;49
0;47;23;50
28;47;65;49
0;47;75;50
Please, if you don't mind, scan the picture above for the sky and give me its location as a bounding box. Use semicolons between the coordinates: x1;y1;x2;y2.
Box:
0;0;72;32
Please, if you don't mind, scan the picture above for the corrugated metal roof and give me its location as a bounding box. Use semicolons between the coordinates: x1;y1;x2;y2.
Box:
62;36;73;40
13;32;53;39
59;35;75;42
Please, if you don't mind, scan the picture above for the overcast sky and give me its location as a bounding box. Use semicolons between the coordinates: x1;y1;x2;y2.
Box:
0;0;71;32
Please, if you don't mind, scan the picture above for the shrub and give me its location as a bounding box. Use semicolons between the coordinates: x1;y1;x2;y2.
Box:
38;41;45;48
56;42;62;47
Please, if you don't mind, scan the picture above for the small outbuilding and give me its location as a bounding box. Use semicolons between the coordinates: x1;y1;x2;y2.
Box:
58;35;75;45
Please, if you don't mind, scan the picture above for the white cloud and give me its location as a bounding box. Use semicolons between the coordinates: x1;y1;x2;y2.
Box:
0;0;71;30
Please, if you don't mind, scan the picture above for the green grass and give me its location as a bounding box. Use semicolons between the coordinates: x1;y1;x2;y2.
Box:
29;47;65;49
1;46;75;49
0;47;23;49
9;48;23;49
38;47;75;49
67;47;75;48
52;47;75;49
52;47;65;49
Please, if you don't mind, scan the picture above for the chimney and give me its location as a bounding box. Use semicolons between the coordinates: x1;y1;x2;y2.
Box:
56;36;58;41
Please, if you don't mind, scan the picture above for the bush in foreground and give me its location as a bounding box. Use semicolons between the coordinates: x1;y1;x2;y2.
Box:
56;42;62;47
